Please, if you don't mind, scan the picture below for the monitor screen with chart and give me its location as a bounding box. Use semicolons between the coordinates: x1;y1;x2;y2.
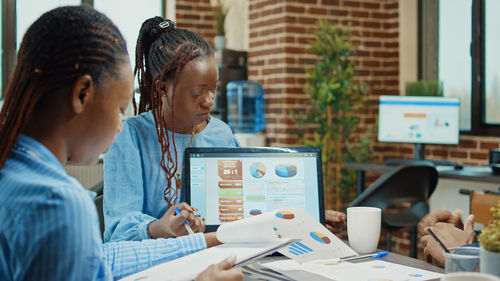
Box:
184;147;325;231
378;95;460;145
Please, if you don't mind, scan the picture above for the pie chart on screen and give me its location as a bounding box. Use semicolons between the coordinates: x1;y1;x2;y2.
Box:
250;162;266;178
275;164;297;178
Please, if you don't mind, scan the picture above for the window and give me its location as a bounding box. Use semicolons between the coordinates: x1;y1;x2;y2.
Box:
2;0;164;101
435;0;500;135
16;0;80;51
484;0;500;125
94;0;163;72
438;0;472;131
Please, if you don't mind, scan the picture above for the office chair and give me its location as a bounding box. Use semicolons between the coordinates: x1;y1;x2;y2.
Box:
347;162;438;258
95;194;105;239
91;181;105;239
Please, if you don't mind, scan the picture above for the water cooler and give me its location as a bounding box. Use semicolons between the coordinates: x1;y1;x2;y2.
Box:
226;81;265;137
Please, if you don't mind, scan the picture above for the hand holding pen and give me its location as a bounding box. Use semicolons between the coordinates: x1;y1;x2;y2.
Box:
148;203;205;238
175;207;194;234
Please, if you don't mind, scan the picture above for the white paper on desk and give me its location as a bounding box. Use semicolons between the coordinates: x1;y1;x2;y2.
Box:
262;259;443;281
119;239;294;281
120;208;357;280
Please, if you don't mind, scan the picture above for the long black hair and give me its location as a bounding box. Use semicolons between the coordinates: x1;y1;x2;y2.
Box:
135;16;213;207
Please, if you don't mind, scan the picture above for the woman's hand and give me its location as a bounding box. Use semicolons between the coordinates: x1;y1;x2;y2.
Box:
325;210;346;233
195;256;244;281
148;202;205;238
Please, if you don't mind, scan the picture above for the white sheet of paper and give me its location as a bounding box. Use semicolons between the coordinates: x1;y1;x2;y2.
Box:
119;240;294;281
216;211;280;243
263;259;444;281
217;208;357;264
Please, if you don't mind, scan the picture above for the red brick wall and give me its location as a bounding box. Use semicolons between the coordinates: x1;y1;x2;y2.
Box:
374;136;500;165
176;0;216;46
247;0;399;149
245;0;500;165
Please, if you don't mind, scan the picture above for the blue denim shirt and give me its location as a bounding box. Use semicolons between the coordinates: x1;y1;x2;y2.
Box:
103;111;239;242
0;135;206;281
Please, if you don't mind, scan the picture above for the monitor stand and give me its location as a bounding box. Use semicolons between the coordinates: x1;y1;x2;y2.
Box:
385;143;426;166
385;143;456;166
414;143;425;160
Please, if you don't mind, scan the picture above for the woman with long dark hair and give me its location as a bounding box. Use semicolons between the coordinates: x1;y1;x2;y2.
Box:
0;6;241;280
103;17;239;242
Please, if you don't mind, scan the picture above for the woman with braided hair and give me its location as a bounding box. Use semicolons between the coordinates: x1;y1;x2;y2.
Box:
103;16;239;242
0;6;242;280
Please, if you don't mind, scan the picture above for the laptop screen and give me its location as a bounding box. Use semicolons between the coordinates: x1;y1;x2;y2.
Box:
184;147;325;231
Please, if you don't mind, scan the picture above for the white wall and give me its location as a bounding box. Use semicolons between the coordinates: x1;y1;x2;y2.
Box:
212;0;248;51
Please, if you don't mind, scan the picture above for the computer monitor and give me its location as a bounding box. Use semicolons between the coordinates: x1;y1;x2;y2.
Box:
184;147;325;232
378;95;460;160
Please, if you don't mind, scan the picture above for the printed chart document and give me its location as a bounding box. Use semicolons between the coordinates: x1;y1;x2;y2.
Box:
120;208;357;281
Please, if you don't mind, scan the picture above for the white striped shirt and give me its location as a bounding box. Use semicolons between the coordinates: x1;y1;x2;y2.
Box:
0;135;206;280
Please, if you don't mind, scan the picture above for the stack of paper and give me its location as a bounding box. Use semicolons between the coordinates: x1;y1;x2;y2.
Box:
120;208;357;280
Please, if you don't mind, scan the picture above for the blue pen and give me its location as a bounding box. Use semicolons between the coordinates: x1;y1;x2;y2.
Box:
342;251;389;262
174;208;194;235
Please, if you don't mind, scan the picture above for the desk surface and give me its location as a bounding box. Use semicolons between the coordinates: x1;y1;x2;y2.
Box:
258;251;443;281
343;162;500;184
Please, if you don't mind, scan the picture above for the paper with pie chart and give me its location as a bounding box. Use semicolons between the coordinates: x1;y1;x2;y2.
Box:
216;208;357;264
273;208;358;263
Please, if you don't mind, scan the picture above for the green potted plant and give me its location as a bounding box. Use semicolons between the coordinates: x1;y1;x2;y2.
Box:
212;0;227;50
405;80;443;96
293;20;372;211
478;201;500;277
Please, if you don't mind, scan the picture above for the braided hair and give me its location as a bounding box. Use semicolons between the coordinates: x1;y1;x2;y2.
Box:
135;16;213;207
0;6;128;170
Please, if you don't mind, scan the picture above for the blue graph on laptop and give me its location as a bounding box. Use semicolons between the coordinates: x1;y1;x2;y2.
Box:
287;241;314;256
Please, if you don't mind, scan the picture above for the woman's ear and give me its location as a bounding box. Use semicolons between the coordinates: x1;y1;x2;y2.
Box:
70;74;94;114
156;80;173;105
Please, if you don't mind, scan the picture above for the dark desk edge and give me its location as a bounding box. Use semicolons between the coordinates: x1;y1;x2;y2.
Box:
343;162;500;185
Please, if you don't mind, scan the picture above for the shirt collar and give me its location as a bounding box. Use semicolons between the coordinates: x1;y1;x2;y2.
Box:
15;134;66;173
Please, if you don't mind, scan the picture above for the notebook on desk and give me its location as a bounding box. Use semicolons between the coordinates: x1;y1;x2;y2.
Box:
184;147;325;232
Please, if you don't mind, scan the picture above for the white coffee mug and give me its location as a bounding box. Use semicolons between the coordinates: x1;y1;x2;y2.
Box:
347;206;381;254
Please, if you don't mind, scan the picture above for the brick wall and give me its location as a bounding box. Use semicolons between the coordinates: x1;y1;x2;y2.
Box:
247;0;399;150
374;136;500;165
176;0;216;46
245;0;500;167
